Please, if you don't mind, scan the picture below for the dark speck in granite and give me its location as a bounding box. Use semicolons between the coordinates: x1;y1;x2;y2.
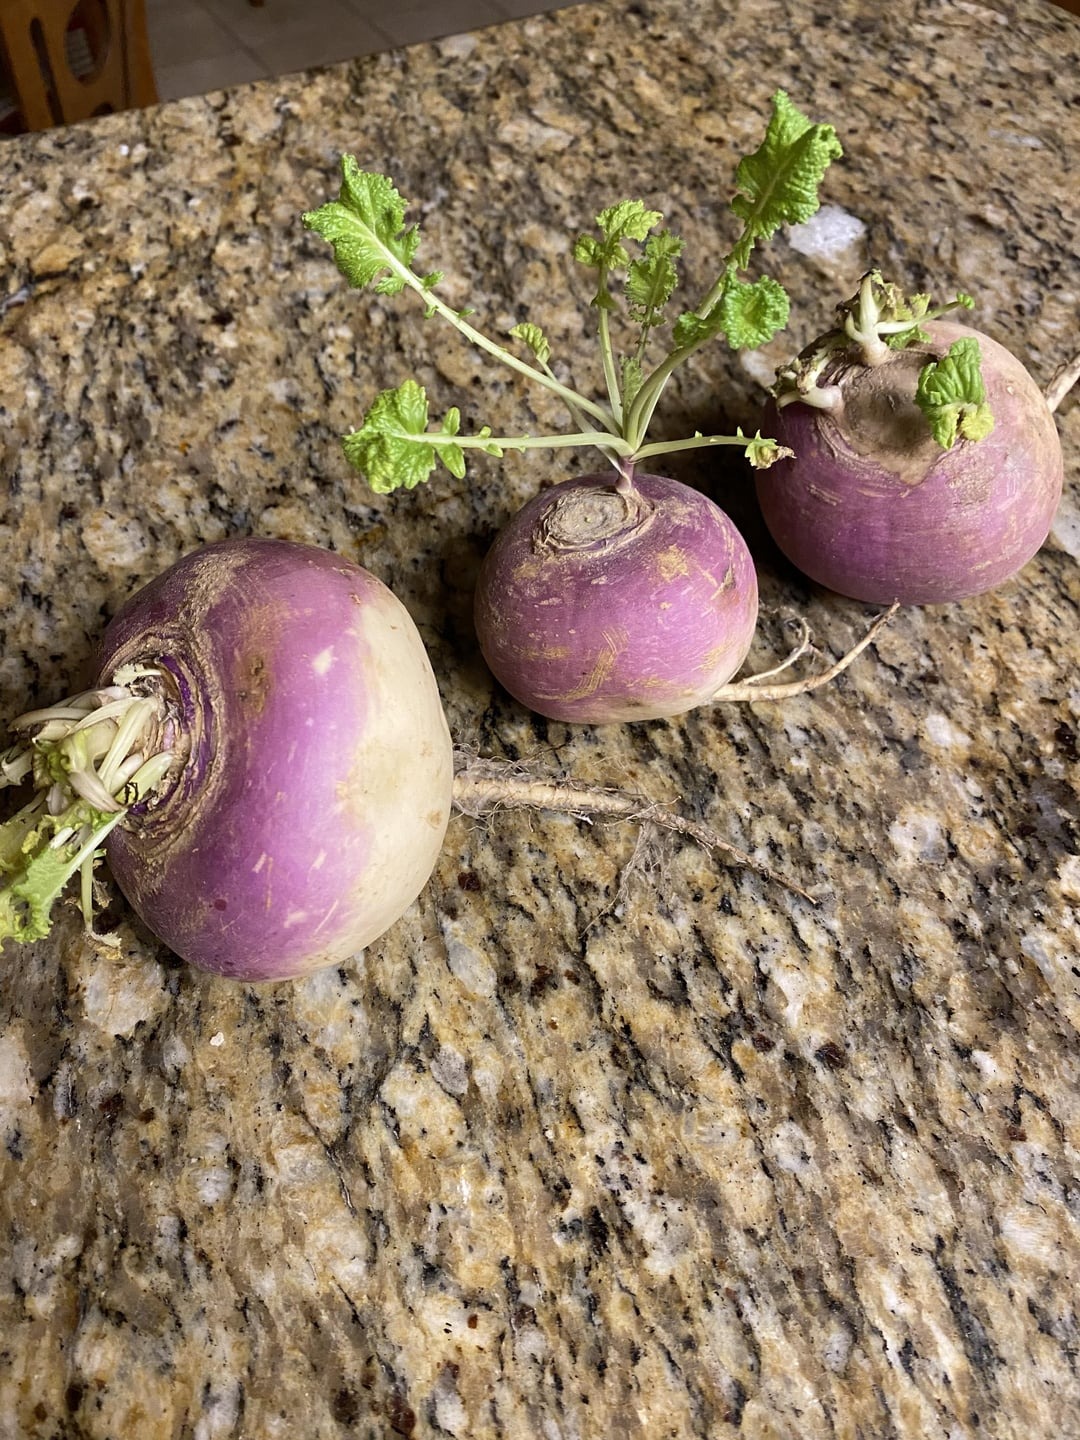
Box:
1;1;1079;1437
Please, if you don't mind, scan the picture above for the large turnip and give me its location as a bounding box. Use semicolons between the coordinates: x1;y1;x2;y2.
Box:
1;538;453;980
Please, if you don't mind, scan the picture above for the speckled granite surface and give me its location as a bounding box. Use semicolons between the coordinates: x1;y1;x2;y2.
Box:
1;1;1079;1436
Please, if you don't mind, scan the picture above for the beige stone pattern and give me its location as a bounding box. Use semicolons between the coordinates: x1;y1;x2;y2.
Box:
1;1;1078;1436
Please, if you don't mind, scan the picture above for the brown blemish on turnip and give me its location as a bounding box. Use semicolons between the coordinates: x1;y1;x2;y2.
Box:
556;628;625;703
822;347;940;486
655;545;689;581
235;652;271;713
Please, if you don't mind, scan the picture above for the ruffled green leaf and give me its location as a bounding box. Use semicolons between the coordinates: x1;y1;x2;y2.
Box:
595;199;663;246
0;843;88;943
342;381;440;491
574;199;664;307
729;90;843;271
302;158;421;296
672;310;714;350
914;337;996;450
341;382;503;491
674;273;789;352
718;273;790;350
626;231;683;326
509;322;552;367
621;355;644;409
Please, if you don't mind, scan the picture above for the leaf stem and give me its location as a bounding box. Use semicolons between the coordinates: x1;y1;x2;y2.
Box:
623;255;748;451
623;341;696;452
378;248;621;434
411;428;636;457
591;256;624;425
633;432;766;463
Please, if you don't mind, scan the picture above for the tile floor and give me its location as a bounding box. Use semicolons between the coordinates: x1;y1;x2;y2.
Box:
148;0;580;102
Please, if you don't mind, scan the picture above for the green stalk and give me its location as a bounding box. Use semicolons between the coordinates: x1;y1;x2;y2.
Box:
622;340;695;453
375;248;620;435
412;429;635;457
622;263;739;451
596;276;624;426
633;432;768;463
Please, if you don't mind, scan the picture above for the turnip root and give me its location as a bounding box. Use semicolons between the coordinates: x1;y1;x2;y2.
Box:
1;538;454;981
473;472;758;723
1;539;816;982
758;275;1064;605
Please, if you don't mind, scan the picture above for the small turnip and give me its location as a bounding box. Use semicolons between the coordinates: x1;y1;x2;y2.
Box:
302;95;883;725
757;273;1065;605
472;471;758;723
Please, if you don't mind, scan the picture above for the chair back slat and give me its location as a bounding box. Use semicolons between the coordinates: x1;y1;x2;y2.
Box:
0;0;157;132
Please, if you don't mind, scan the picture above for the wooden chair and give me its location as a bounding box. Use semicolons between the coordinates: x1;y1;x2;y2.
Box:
0;0;157;133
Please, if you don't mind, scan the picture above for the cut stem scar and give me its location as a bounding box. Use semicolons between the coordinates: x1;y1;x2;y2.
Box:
713;603;898;703
451;754;817;904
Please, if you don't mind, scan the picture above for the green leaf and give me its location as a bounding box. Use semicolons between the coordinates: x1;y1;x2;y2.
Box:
571;235;602;268
0;790;119;944
474;426;507;458
673;272;789;353
0;801;41;877
672;310;716;350
302;158;422;296
595;200;663;246
626;231;684;325
341;382;501;491
435;407;466;478
509;322;551;367
717;273;790;350
342;381;442;492
0;844;83;943
574;199;664;307
914;338;996;450
740;430;794;470
729;90;843;272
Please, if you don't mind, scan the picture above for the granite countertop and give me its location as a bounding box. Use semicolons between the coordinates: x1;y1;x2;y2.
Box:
1;0;1079;1435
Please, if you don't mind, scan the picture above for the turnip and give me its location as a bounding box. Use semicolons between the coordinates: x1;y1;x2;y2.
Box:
302;93;891;724
0;538;816;980
1;538;454;980
757;271;1066;604
472;470;759;723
